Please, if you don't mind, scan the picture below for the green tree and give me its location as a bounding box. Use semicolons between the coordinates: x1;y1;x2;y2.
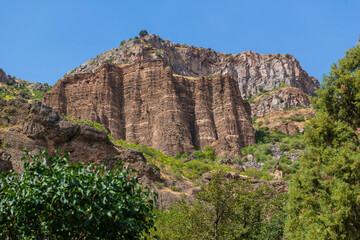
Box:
286;40;360;239
0;150;156;239
139;30;148;38
149;171;286;239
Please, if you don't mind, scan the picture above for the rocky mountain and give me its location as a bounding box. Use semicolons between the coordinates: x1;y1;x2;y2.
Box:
64;34;319;99
250;86;312;118
0;99;287;208
44;61;254;157
43;33;318;157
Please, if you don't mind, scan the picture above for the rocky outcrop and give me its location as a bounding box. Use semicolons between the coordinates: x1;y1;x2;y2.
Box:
250;86;312;117
44;61;255;157
0;68;15;85
65;34;319;99
0;99;175;205
0;99;159;181
0;68;51;100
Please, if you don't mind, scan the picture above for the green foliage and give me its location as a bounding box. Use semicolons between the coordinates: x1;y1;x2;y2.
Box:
31;90;45;100
120;40;126;46
149;171;287;239
114;139;232;180
242;127;305;178
286;40;360;239
0;139;7;148
139;30;148;37
64;115;109;134
0;150;155;239
255;127;287;144
241;167;265;179
155;52;162;57
286;114;305;122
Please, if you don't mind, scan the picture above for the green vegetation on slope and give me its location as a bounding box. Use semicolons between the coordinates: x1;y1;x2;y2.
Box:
0;80;51;101
240;127;305;179
113;139;234;180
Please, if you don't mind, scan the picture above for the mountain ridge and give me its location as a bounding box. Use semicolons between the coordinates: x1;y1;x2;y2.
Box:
65;33;319;99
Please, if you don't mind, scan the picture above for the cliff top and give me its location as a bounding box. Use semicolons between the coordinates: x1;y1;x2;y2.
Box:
62;33;319;99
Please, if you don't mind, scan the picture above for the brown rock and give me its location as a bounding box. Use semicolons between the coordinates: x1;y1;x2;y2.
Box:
251;87;312;117
65;34;319;100
44;61;255;156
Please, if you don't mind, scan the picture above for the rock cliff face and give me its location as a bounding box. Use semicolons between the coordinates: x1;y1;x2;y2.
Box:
65;34;319;99
250;86;312;117
44;61;254;156
44;33;319;156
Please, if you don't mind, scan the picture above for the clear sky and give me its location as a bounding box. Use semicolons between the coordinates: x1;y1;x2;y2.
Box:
0;0;359;85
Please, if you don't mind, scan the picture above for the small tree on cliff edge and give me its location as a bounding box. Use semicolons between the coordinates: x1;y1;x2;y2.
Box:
139;30;148;37
286;40;360;239
0;150;156;239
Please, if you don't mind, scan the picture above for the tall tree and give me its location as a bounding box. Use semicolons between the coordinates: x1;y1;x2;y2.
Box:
286;40;360;239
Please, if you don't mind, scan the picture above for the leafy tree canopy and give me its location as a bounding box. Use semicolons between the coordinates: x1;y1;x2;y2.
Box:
0;150;156;239
286;40;360;239
149;171;287;240
139;30;148;38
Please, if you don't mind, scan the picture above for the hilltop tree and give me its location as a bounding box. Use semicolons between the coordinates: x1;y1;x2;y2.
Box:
139;30;148;37
286;40;360;239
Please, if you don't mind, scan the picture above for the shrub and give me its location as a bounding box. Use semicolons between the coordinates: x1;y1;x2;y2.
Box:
120;40;126;46
0;150;156;239
242;167;263;179
139;30;148;37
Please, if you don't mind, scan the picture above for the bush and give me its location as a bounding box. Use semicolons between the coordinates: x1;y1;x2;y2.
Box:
0;150;156;239
139;30;148;37
241;167;263;179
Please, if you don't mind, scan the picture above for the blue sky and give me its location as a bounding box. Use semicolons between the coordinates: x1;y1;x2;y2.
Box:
0;0;359;85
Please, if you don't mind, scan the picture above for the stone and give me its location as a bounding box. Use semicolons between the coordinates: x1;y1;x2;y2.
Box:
250;86;312;117
0;68;15;85
44;61;255;157
63;34;319;100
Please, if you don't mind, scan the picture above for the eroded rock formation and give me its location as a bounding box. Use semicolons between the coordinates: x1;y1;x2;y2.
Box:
44;61;255;156
250;86;312;117
0;99;159;181
65;34;318;99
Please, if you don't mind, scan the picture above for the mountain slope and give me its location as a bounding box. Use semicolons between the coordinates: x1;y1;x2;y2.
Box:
65;34;319;99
